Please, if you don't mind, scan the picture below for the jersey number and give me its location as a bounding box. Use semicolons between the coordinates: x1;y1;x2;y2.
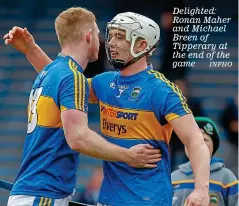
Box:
27;87;43;134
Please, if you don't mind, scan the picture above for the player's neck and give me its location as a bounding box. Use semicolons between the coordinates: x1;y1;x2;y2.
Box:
120;58;147;76
61;45;88;70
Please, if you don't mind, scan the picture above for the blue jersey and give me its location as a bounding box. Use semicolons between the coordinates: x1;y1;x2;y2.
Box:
11;55;88;199
89;67;191;206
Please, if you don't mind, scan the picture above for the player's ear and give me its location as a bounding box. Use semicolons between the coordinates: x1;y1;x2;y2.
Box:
135;39;148;53
86;29;92;44
138;40;147;51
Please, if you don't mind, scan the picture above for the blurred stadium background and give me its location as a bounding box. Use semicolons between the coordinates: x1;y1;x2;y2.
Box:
0;0;238;205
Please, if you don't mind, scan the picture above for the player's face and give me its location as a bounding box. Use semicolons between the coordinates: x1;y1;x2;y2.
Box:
107;29;134;63
184;129;213;158
88;22;100;62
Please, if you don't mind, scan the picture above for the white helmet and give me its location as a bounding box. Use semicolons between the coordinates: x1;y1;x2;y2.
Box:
106;12;160;70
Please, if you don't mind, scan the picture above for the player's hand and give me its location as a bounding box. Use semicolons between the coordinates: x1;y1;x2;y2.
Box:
127;144;162;168
184;188;209;206
3;26;37;54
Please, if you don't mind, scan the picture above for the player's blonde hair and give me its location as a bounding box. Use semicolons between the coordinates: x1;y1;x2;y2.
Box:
55;7;96;47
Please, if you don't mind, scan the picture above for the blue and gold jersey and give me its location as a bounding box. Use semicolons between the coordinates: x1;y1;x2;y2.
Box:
10;55;88;199
89;67;191;206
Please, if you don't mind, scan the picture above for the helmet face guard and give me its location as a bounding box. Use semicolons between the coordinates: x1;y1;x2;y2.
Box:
105;22;138;70
105;12;160;70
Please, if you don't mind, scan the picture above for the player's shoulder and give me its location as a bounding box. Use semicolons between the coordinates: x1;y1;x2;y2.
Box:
146;69;177;93
48;57;84;80
93;71;118;80
147;69;170;85
92;71;118;86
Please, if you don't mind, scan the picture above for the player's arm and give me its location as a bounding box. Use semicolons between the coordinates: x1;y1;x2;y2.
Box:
154;79;210;205
170;114;210;192
3;26;52;72
61;109;160;168
26;44;52;73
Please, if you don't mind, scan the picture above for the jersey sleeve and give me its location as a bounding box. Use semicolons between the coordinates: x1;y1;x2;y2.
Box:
164;84;191;122
59;72;89;113
153;81;191;123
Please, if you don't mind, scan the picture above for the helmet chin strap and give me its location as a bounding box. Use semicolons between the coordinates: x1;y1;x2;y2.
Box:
116;53;147;71
111;44;157;70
